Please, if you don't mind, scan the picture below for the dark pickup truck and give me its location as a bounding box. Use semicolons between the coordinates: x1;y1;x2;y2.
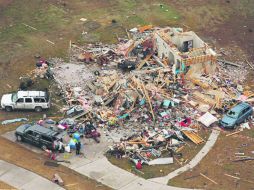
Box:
15;124;63;150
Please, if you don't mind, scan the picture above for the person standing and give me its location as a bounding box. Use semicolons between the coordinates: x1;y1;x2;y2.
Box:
75;141;81;155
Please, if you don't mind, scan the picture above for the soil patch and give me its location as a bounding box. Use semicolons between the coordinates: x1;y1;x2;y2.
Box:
169;130;254;190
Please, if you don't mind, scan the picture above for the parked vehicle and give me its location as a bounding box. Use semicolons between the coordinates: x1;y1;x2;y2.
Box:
220;102;253;129
15;124;63;150
1;91;50;112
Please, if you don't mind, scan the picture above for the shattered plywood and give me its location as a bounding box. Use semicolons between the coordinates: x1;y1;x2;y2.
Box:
182;130;205;145
192;91;215;106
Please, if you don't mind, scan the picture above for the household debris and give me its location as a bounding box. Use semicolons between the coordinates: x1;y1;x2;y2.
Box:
26;26;254;168
52;173;64;186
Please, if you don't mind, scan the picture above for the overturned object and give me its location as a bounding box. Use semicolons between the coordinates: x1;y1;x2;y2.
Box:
148;157;173;165
198;112;218;127
52;173;64;186
1;118;28;125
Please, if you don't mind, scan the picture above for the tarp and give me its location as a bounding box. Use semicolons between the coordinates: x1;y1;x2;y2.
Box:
198;112;218;127
1;118;28;125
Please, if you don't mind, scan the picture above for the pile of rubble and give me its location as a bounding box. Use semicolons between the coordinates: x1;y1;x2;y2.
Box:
35;26;254;166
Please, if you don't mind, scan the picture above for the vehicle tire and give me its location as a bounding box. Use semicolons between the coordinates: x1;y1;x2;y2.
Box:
16;135;22;142
41;145;47;150
234;123;239;129
35;106;42;112
5;106;12;112
94;137;100;143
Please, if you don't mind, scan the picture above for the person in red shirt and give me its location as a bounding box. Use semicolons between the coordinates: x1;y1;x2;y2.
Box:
136;160;142;170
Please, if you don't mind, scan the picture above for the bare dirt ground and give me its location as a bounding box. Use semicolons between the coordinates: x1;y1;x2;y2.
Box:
0;180;16;190
169;130;254;190
0;0;253;190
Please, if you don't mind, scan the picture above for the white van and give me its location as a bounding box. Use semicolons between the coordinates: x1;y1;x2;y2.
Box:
1;91;50;112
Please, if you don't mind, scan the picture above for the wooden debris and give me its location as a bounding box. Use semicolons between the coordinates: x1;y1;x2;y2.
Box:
125;28;131;39
22;23;37;30
224;173;240;180
200;173;218;185
174;156;183;166
192;91;215;107
181;130;205;145
127;141;146;145
141;80;155;121
224;173;254;184
136;54;152;70
71;110;91;120
184;174;200;180
152;55;167;68
176;146;184;153
218;59;241;67
65;183;78;187
235;152;244;156
46;40;55;45
226;130;241;137
138;25;153;33
190;78;211;89
245;59;254;69
233;157;254;162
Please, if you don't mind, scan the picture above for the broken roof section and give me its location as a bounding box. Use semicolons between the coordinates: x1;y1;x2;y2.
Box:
154;27;217;75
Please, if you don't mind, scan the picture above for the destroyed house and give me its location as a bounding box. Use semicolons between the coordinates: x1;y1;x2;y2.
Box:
154;27;217;75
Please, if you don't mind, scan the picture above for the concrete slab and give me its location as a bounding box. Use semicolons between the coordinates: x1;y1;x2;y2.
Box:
120;178;195;190
0;160;64;190
20;176;63;190
0;160;15;176
75;158;112;179
98;164;138;189
120;178;164;190
0;167;37;187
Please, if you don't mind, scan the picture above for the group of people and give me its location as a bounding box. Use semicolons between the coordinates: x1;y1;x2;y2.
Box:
45;120;99;159
72;121;98;155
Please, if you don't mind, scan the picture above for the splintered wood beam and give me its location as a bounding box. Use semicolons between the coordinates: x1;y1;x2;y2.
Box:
226;130;241;137
140;80;155;121
200;173;218;185
136;54;152;70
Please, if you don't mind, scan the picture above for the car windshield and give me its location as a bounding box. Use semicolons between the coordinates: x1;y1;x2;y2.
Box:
11;93;18;102
226;110;238;119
